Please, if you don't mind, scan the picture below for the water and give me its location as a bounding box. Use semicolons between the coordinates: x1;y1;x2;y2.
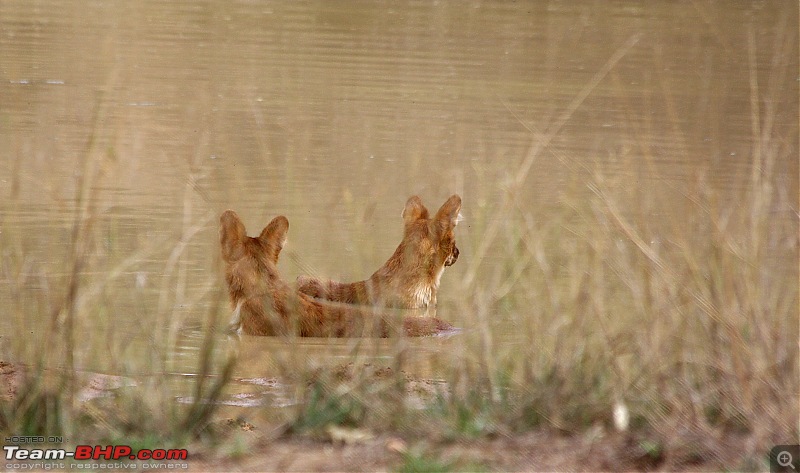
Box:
1;1;797;407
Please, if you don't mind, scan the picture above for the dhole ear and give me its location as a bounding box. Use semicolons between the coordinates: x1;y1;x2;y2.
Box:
433;194;462;233
258;215;289;263
402;195;429;227
220;210;247;263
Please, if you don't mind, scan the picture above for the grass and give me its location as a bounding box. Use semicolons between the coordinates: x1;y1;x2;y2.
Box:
397;451;460;473
0;102;237;448
0;12;796;471
289;379;368;434
1;128;795;469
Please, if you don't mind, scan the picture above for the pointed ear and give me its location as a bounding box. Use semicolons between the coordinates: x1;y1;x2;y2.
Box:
402;195;429;227
258;215;289;263
220;210;247;263
433;194;462;233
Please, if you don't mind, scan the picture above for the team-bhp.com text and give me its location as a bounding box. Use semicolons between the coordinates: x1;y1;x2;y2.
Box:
5;445;189;467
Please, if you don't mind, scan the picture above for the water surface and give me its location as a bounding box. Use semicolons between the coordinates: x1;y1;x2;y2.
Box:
1;1;796;406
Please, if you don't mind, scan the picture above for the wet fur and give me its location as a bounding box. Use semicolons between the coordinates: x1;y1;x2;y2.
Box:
220;210;452;337
297;195;461;309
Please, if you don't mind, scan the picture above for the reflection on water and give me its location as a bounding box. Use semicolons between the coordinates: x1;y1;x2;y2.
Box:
177;376;290;409
0;1;797;411
168;330;459;409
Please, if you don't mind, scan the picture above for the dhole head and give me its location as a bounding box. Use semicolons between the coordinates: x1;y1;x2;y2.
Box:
220;210;289;301
400;194;462;276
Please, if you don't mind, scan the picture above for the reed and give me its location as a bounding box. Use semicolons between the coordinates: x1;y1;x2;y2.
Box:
0;28;795;472
0;107;236;447
290;39;797;469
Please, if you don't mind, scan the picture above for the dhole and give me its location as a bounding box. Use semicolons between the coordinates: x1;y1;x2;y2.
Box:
297;195;461;309
220;210;453;337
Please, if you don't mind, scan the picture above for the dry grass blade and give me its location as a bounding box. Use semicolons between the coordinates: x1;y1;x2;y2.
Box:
464;33;642;287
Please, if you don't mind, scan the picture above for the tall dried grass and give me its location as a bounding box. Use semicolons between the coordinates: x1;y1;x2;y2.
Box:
0;102;235;445
0;28;795;471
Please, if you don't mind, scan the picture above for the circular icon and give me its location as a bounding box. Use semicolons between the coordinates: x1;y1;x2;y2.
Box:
777;450;795;469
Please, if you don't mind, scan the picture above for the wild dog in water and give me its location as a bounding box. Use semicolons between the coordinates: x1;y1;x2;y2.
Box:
220;210;452;337
297;195;461;309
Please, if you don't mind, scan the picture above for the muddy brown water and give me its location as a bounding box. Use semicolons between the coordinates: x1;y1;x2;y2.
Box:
0;2;797;413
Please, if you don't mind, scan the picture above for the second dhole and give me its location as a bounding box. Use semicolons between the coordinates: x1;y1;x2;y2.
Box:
297;194;462;309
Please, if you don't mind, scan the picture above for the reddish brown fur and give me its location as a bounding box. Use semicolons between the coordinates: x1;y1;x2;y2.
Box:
220;210;452;337
297;195;461;309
